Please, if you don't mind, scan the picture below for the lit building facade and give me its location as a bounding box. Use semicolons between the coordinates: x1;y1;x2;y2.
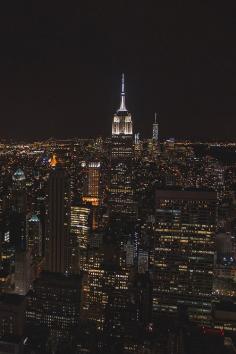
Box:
70;205;91;273
153;189;217;324
71;205;91;250
81;267;129;332
26;272;81;340
81;236;129;332
82;161;101;206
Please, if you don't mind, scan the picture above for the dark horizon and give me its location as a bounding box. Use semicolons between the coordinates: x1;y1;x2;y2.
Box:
0;1;235;140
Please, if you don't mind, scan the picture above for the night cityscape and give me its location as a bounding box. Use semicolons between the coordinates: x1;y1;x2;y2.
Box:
0;2;236;354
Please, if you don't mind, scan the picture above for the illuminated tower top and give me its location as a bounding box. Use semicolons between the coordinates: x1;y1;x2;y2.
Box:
112;74;133;136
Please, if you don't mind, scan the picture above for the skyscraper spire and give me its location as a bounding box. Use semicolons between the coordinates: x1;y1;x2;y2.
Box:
118;73;127;112
154;112;157;124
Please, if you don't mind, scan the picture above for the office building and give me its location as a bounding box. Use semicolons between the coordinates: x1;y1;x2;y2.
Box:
153;189;217;324
10;169;27;251
26;272;81;340
70;204;91;273
26;213;42;259
46;165;70;274
152;112;159;142
82;161;101;206
14;249;31;295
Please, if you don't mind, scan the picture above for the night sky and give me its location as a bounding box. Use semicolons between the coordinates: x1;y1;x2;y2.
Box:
0;1;235;140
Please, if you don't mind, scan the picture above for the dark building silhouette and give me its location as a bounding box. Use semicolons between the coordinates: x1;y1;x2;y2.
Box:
0;294;26;354
0;294;25;337
26;272;81;340
46;165;70;274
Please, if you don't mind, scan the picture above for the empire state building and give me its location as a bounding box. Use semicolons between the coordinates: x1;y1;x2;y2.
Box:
109;74;136;220
112;74;133;136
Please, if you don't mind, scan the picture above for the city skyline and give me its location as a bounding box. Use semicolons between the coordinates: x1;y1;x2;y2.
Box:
0;2;236;354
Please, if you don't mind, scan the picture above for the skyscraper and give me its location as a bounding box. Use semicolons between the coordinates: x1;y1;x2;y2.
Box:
26;214;42;258
14;249;31;295
82;161;101;206
112;74;132;136
10;169;27;250
152;112;159;142
81;251;130;334
12;169;27;214
152;189;217;324
70;204;91;273
109;74;136;220
26;272;81;340
46;165;70;274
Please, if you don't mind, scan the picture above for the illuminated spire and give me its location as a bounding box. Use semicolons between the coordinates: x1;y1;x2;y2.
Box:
154;112;157;124
118;73;127;112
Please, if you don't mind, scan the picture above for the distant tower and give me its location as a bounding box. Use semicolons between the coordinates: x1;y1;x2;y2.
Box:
46;165;70;274
153;189;217;324
152;112;159;142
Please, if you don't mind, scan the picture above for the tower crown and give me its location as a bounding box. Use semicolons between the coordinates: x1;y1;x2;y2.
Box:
112;74;133;136
12;168;26;182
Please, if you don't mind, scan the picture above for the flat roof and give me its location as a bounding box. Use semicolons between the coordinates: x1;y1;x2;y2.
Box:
156;189;217;201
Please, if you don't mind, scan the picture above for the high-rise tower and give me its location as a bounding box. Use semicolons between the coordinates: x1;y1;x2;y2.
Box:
26;214;42;259
109;74;136;220
46;165;70;274
10;169;27;250
152;112;159;142
112;74;133;136
152;189;217;324
82;161;101;206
